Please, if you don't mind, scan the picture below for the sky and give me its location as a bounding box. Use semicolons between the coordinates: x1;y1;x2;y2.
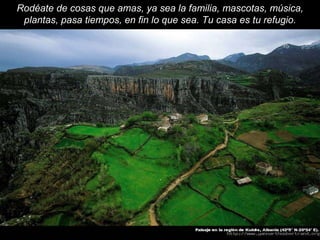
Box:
0;29;320;71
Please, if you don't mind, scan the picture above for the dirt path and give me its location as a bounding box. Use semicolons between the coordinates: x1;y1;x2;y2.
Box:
148;130;229;226
229;163;238;180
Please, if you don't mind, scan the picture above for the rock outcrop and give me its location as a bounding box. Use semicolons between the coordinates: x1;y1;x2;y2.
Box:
87;75;265;114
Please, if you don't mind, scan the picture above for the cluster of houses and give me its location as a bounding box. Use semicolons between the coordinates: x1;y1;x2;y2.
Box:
157;113;209;132
235;161;320;196
235;161;275;186
156;113;320;196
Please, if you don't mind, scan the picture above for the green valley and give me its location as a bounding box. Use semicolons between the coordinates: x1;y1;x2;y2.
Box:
1;97;319;226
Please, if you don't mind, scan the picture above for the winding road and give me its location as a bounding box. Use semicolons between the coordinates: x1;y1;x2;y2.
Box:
148;129;230;226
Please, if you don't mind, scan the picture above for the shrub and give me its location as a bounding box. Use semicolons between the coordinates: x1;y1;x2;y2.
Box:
257;120;276;130
125;111;157;127
141;111;158;121
256;176;294;194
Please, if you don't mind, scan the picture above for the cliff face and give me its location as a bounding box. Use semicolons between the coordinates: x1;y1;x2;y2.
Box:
87;75;266;114
0;72;266;190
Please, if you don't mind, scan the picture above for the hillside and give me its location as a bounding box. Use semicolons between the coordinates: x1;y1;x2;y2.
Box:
1;97;319;226
68;65;114;74
114;60;244;77
299;65;320;86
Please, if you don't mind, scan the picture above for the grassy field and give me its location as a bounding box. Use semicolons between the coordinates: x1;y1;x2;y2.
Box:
266;200;320;226
158;184;250;226
129;211;149;226
137;137;177;159
191;208;251;226
55;138;84;149
110;128;150;152
193;124;224;153
238;101;286;121
158;185;216;225
190;167;277;223
285;123;320;138
238;98;320;130
227;138;273;163
92;146;181;211
66;125;120;137
227;74;255;86
268;131;290;143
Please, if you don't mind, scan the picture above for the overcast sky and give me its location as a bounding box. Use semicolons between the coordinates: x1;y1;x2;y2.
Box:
0;30;320;71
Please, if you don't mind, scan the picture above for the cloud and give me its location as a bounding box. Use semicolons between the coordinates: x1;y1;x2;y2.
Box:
0;29;319;70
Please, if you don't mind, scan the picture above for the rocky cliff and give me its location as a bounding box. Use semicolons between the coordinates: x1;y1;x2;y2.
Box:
87;75;266;114
0;71;266;190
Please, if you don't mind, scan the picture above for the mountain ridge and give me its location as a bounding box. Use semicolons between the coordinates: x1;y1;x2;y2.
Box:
221;40;320;74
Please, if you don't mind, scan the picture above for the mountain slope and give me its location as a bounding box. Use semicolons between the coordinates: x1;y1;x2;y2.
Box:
156;52;210;64
299;64;320;86
68;65;114;74
115;53;210;69
223;52;245;63
221;41;320;74
114;60;244;77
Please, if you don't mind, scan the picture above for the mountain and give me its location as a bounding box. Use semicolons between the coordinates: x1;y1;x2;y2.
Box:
223;52;245;63
114;60;243;77
221;41;320;74
6;66;107;75
68;65;114;74
115;53;210;69
156;52;210;64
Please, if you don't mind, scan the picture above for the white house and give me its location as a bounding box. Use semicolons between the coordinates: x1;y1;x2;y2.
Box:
303;185;319;196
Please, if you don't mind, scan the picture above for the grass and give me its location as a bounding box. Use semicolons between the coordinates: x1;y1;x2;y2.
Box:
266;200;320;226
191;208;251;226
238;102;286;121
228;74;255;86
238;98;320;127
55;138;84;149
190;167;277;223
268;131;287;143
158;184;250;226
227;138;272;163
193;124;224;153
92;146;181;211
86;174;100;191
129;210;149;226
42;213;79;226
158;185;216;226
66;125;120;137
209;184;225;201
137;137;177;159
285;123;320;139
110;128;150;152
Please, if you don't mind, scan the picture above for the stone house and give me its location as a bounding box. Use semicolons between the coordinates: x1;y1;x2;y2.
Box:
256;162;273;175
196;114;208;124
169;113;182;122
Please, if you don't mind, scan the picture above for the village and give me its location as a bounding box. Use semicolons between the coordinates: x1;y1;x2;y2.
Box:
157;112;320;200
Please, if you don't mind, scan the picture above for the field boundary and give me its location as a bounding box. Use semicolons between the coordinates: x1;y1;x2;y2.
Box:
275;196;314;218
